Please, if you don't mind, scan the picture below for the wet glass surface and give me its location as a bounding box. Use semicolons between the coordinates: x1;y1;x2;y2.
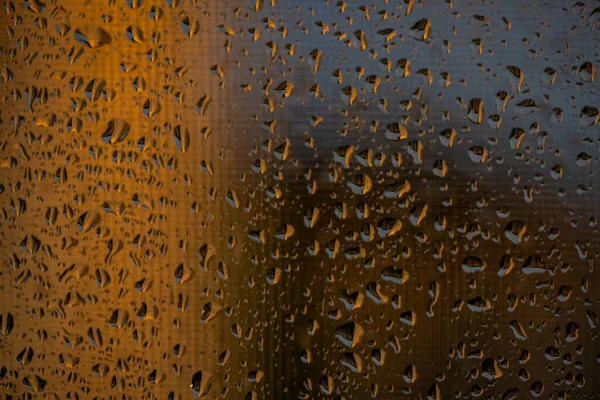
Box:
1;0;600;398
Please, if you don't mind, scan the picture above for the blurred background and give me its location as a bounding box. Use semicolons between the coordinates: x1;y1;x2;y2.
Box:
1;0;600;398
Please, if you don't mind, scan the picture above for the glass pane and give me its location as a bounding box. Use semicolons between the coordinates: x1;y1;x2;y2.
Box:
0;0;598;398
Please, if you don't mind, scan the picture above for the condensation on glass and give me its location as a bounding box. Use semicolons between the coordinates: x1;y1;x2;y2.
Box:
1;0;599;398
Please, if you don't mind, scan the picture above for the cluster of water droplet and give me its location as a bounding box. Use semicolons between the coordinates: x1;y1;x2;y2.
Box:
1;0;600;398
